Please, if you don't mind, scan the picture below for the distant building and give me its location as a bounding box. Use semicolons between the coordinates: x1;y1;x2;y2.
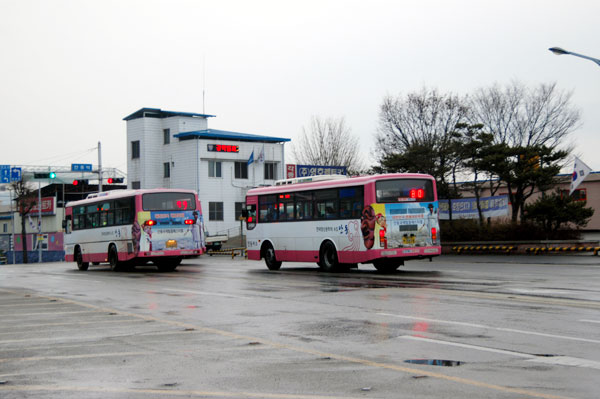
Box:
447;172;600;231
123;107;291;237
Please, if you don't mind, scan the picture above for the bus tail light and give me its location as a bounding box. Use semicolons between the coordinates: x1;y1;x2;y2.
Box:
145;220;157;226
184;219;194;225
379;228;387;249
431;227;437;241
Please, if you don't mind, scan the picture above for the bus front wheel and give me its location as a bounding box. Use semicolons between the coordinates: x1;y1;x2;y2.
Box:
319;241;339;272
263;243;282;271
75;247;89;271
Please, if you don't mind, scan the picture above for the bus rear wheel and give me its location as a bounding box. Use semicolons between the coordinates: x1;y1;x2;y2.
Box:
154;257;181;272
373;259;403;273
108;245;122;271
319;241;339;272
75;247;89;271
263;243;282;271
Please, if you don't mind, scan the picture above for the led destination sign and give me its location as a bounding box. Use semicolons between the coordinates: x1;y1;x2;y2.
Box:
207;144;239;153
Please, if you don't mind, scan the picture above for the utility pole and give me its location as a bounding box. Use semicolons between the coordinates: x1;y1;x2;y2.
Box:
98;141;103;193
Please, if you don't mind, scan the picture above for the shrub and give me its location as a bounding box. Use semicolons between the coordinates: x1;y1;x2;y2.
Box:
440;219;582;242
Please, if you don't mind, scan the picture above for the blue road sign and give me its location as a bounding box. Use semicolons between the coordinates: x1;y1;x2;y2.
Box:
71;163;93;172
10;167;22;182
0;165;10;184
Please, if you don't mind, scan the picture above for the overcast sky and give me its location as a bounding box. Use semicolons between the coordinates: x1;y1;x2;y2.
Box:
1;0;599;174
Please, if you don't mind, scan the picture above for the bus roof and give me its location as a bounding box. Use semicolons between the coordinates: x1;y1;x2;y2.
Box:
246;173;435;196
65;188;198;208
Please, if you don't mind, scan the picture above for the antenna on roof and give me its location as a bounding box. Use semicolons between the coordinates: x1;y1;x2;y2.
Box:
202;55;206;114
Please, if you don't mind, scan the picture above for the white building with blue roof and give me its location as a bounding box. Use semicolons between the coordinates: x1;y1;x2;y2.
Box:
124;107;290;237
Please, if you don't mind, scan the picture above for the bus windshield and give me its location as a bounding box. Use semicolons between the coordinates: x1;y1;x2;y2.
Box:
376;179;434;203
142;192;197;211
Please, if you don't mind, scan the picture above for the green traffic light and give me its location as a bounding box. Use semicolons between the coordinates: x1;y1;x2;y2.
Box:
49;172;56;179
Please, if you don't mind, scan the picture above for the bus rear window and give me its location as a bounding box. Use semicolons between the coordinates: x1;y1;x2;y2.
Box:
142;193;196;211
376;179;434;203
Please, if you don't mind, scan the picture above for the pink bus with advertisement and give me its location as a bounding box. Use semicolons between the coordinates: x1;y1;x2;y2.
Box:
64;189;205;272
244;173;441;272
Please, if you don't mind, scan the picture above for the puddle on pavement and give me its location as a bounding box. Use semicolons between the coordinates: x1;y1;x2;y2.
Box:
405;359;463;367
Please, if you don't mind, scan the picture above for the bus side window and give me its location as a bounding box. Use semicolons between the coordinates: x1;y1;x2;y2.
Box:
64;215;72;234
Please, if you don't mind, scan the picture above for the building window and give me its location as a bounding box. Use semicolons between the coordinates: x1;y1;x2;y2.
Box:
234;162;248;179
561;189;587;201
208;161;222;178
163;162;170;178
2;223;6;233
131;141;140;159
132;181;141;189
235;202;244;220
163;129;170;145
209;202;224;221
264;162;277;180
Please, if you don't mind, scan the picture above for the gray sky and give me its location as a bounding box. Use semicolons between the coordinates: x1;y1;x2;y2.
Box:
1;0;599;173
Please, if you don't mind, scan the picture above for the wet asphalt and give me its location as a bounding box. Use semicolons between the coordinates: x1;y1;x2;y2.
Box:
0;255;599;398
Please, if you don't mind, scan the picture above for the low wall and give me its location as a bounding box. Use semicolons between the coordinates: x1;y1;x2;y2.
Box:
443;240;600;255
1;251;65;264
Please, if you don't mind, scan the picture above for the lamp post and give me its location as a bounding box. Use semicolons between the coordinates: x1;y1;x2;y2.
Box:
549;47;600;67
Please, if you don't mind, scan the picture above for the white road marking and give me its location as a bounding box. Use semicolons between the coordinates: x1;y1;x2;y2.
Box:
164;288;246;299
378;312;600;344
527;356;600;370
400;335;536;358
579;319;600;324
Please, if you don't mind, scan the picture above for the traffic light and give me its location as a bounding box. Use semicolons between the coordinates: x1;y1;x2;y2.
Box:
107;177;124;184
34;172;56;179
72;179;88;186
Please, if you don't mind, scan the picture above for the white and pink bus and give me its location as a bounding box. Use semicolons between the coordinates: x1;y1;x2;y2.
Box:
244;173;441;272
64;189;205;272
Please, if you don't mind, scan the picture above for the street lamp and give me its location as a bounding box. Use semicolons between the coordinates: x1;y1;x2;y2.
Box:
548;47;600;67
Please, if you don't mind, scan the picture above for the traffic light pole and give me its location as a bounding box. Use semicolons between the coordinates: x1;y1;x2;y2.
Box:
38;181;42;263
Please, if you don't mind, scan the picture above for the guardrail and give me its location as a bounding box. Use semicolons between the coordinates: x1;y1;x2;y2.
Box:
207;247;247;259
452;245;516;254
525;246;600;255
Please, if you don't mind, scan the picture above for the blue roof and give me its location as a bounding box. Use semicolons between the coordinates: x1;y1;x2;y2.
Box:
174;129;291;143
123;107;216;121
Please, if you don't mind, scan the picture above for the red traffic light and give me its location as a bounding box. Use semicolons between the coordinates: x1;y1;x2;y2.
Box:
73;180;79;186
107;178;114;184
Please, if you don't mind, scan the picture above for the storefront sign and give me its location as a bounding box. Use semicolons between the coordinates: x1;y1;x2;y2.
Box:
285;164;347;178
207;144;239;153
27;197;56;216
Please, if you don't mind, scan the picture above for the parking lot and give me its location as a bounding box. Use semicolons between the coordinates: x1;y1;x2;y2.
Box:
1;255;599;398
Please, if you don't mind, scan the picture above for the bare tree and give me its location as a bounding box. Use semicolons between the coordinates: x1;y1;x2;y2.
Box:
10;177;37;264
291;116;365;174
469;81;581;221
374;87;469;198
469;81;580;151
